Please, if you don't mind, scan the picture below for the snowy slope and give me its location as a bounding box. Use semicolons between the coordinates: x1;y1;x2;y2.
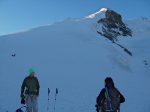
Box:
0;9;150;112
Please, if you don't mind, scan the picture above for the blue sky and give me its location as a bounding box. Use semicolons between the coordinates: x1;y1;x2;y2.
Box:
0;0;150;36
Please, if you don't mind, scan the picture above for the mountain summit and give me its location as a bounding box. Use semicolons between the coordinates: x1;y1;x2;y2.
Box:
88;8;132;41
86;8;133;56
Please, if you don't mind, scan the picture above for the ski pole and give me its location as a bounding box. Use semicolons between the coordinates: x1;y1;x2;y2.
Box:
54;88;58;112
47;88;50;111
105;87;113;112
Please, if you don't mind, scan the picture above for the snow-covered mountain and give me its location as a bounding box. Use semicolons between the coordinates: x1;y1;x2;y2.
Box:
0;8;150;112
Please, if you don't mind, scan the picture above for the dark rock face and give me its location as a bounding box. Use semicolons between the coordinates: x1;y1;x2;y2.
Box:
97;9;132;42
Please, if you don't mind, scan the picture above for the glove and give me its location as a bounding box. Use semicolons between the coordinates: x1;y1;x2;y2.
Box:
36;89;39;96
20;93;25;98
35;92;39;96
95;104;99;112
21;98;25;104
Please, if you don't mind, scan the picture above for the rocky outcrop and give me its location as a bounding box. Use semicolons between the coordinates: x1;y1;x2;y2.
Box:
96;9;133;56
97;9;132;42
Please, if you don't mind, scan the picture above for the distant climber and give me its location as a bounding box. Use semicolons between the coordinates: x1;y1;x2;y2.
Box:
12;53;16;57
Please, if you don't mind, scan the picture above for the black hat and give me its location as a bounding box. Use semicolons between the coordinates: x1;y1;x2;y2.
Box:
105;77;115;88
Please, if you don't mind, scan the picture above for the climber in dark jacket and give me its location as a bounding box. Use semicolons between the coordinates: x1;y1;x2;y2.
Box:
96;77;125;112
20;68;40;112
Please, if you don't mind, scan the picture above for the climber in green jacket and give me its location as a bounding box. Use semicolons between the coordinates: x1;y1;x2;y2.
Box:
20;68;40;112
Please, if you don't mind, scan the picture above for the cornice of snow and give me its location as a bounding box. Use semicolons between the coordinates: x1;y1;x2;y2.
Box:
85;8;108;19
